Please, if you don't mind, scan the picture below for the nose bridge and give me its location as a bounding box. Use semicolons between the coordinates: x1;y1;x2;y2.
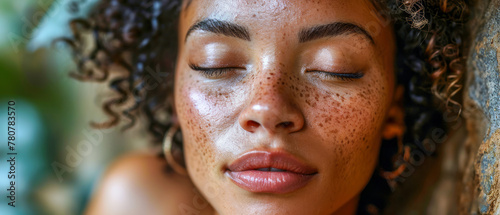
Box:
238;53;304;134
252;67;286;103
250;51;291;112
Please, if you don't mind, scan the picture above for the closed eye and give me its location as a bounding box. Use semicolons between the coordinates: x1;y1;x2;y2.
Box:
308;70;364;81
189;64;243;79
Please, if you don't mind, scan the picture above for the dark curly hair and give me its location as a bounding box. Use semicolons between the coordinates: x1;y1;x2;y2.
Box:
60;0;469;214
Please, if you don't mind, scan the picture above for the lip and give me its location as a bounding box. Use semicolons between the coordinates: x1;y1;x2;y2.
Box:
225;150;318;194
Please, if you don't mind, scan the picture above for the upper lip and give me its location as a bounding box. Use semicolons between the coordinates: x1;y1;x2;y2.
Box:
226;150;318;175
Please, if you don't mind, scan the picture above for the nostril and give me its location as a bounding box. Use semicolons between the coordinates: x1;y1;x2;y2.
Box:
278;121;293;128
246;120;260;129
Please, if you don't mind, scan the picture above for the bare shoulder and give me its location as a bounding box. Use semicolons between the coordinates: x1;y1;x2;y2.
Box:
85;152;213;215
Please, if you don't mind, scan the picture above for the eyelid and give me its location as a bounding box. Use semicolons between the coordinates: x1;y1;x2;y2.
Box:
189;63;243;78
307;70;364;81
189;63;244;71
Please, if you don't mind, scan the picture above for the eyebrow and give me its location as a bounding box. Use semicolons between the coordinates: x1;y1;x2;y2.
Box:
299;22;374;44
185;19;251;42
185;20;374;45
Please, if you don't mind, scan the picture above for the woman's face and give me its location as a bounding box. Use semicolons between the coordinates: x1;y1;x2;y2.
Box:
174;0;397;214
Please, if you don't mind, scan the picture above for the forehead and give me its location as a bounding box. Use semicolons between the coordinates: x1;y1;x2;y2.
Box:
179;0;388;43
182;0;377;16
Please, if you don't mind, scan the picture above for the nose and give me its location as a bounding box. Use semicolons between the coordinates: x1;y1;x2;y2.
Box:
238;72;305;135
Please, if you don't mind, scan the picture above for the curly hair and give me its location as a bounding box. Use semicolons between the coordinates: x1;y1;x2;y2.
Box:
60;0;469;214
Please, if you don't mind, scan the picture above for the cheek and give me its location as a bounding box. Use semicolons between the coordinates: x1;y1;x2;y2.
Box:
297;75;389;191
297;78;388;145
175;74;236;180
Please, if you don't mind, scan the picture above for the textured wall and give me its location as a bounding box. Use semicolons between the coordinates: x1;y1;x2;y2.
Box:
462;0;500;214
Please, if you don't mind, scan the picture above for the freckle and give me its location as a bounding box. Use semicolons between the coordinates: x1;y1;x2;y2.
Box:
270;73;274;76
306;99;311;106
319;123;323;127
252;14;256;17
267;77;270;79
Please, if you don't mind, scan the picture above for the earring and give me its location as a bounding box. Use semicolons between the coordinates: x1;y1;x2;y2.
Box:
163;125;188;176
380;134;411;180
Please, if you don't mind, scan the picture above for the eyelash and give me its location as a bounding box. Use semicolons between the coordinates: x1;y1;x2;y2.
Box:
189;64;364;81
309;70;364;82
189;64;240;78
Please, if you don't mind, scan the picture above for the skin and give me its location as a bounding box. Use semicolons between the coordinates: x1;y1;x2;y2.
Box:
86;0;404;214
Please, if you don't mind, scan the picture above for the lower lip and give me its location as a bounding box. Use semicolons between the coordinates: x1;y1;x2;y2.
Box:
226;170;316;194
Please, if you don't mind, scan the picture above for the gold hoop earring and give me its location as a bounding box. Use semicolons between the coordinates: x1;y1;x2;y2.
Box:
380;134;411;180
163;125;188;176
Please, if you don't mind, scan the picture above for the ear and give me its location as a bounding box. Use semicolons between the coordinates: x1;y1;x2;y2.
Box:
382;85;405;140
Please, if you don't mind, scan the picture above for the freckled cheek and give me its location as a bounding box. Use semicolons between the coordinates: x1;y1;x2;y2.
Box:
332;74;390;149
176;85;239;179
175;89;215;175
311;91;387;184
341;96;386;141
311;90;386;146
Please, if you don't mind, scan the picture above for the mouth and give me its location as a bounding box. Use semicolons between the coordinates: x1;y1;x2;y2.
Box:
225;150;318;194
